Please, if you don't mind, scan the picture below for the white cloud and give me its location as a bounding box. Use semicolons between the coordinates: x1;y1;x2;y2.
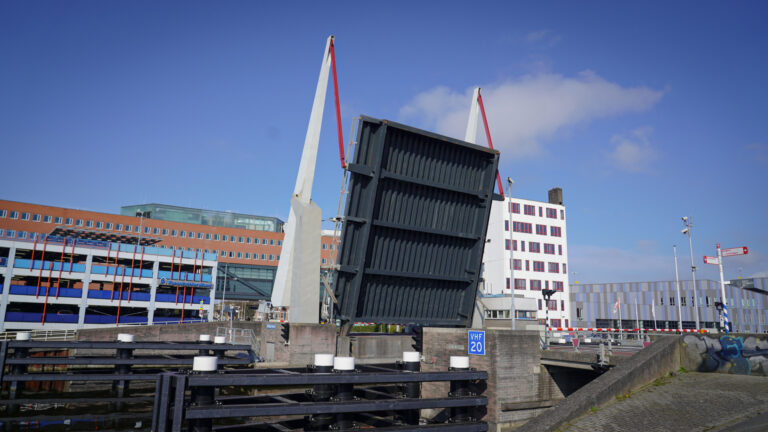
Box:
525;29;561;47
399;71;664;158
608;127;659;173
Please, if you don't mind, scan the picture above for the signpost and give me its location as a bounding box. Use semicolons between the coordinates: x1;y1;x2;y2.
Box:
721;247;748;257
468;330;485;355
706;244;749;334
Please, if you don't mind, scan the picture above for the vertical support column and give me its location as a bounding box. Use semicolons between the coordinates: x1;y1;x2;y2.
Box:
207;260;217;322
114;333;134;407
77;252;93;329
198;335;212;356
307;353;334;430
8;332;31;414
0;246;17;332
148;260;160;325
401;351;421;425
190;356;218;432
449;356;470;423
333;356;355;430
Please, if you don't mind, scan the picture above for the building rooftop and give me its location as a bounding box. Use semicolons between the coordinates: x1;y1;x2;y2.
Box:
120;203;284;233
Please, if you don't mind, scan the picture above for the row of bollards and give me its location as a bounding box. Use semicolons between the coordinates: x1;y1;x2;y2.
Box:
185;350;473;431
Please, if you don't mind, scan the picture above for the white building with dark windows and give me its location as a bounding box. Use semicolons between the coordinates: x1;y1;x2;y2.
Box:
481;188;570;329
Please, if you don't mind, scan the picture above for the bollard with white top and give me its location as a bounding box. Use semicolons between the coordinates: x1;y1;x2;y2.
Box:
307;354;335;430
401;351;421;425
333;357;356;430
190;356;218;432
114;334;135;405
449;356;470;423
199;334;212;356
213;335;227;358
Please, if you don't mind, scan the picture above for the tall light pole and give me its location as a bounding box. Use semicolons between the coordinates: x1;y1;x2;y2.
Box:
673;245;684;330
506;177;516;330
682;217;700;330
135;211;145;246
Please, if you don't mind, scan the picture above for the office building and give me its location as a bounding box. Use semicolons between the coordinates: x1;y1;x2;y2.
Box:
0;200;338;305
481;188;570;328
0;234;215;331
570;278;768;333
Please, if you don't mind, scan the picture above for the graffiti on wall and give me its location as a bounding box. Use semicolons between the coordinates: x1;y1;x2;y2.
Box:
683;334;768;375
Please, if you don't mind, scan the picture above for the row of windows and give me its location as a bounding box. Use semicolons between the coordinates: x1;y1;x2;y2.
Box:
507;278;565;292
658;294;758;309
535;299;566;312
508;203;565;220
0;230;281;262
506;240;564;256
511;259;567;274
0;210;283;246
510;222;562;237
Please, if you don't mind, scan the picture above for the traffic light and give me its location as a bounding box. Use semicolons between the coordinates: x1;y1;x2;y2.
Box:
411;326;423;352
280;323;290;343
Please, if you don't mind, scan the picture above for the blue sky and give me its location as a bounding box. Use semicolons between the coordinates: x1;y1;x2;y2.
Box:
1;1;766;283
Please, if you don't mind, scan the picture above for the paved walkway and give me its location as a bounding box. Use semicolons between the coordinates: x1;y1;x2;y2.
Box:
561;372;768;431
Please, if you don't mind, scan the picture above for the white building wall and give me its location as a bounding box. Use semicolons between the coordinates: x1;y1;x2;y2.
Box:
482;195;570;327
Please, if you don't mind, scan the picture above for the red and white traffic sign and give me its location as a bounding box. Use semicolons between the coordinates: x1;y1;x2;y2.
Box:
721;246;748;257
704;256;721;265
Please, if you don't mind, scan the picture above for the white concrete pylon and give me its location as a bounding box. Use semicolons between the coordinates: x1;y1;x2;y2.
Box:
464;87;480;144
271;36;333;323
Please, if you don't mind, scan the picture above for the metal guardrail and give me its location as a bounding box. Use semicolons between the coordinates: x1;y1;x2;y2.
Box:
155;362;488;431
0;335;489;431
0;329;76;342
0;336;256;430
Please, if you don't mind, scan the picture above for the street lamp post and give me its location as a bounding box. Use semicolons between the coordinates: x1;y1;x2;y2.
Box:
506;177;516;330
542;289;556;349
135;211;145;246
682;217;700;330
673;245;683;330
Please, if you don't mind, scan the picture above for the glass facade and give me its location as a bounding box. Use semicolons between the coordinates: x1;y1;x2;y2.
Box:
216;263;276;301
121;203;283;233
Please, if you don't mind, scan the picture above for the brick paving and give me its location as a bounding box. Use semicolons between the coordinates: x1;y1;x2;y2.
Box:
561;372;768;432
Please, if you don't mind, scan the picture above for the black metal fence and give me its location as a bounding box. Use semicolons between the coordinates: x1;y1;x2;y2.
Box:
0;338;488;431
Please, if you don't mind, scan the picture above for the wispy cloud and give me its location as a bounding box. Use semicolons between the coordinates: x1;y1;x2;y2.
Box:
744;142;768;164
399;71;664;158
525;29;561;47
608;127;659;173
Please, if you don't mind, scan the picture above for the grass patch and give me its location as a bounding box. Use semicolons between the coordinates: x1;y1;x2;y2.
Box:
679;366;689;373
615;392;632;401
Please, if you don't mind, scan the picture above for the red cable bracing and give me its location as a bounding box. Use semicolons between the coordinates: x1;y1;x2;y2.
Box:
128;244;137;302
69;238;75;268
329;38;346;169
181;286;186;323
476;90;505;197
55;239;66;299
29;234;38;270
169;247;176;280
190;250;198;305
41;238;57;324
110;243;119;301
174;250;180;304
116;264;126;324
35;236;49;298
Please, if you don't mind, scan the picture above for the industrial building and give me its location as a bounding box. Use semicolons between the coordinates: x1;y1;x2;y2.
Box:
481;188;570;329
0;233;216;331
0;200;338;307
569;277;768;333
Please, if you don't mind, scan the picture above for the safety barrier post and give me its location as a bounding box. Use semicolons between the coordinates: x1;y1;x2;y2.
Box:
401;351;421;425
198;334;212;356
449;356;470;423
189;356;217;432
333;356;355;430
114;333;134;407
8;332;31;414
306;353;334;430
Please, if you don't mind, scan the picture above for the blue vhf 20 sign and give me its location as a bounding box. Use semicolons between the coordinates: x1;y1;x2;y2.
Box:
468;330;485;355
